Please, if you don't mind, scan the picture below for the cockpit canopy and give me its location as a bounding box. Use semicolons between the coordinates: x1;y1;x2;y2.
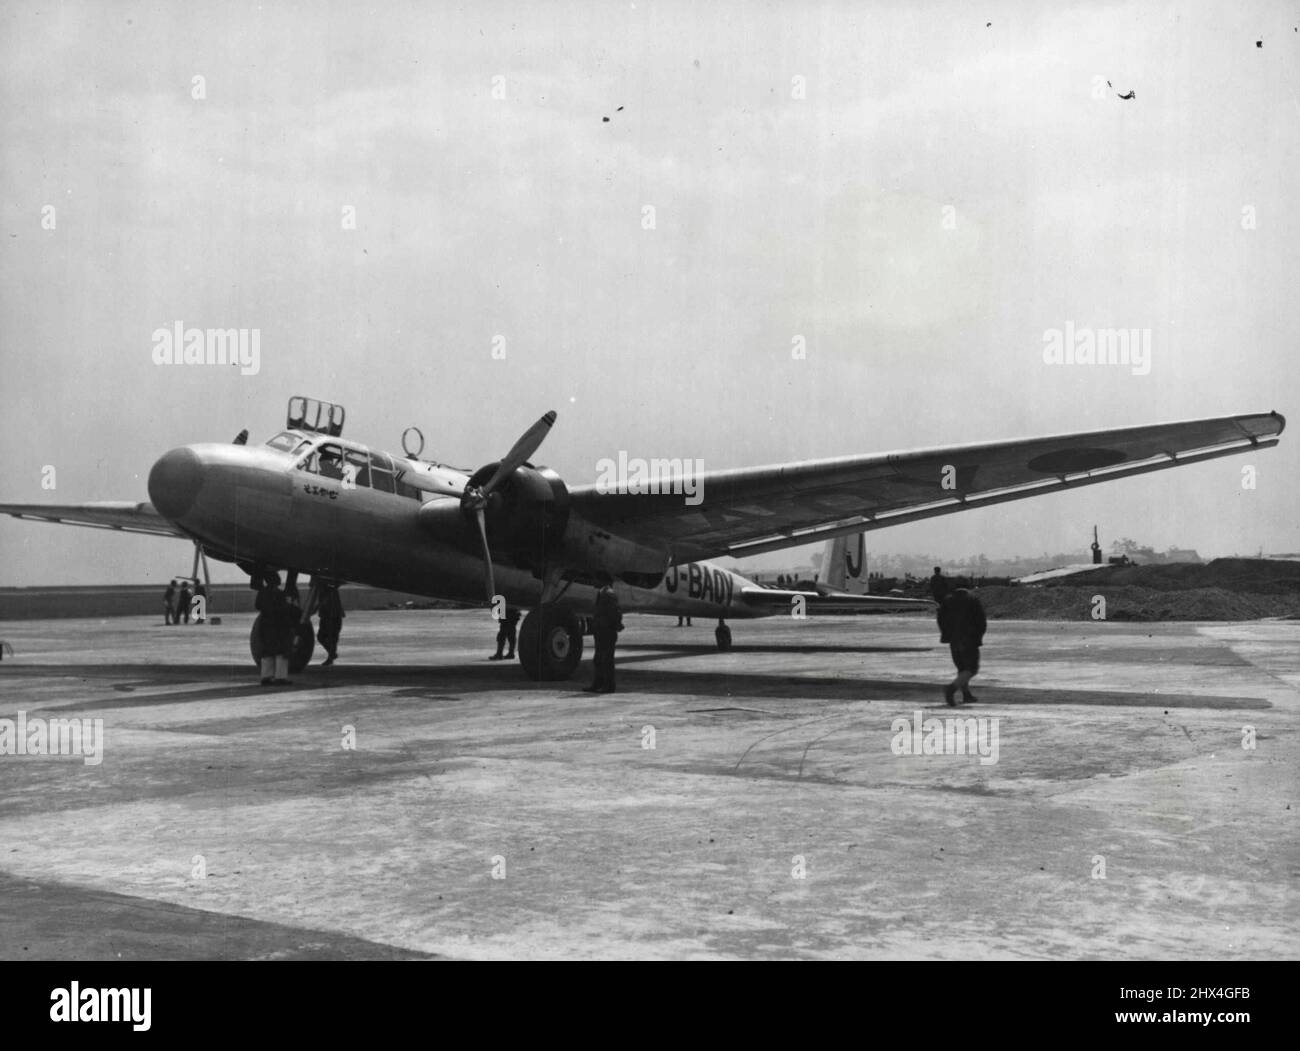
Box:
260;397;446;501
286;396;345;437
292;438;422;499
264;431;313;455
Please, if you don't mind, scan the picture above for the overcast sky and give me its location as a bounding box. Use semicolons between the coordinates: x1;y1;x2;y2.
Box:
2;0;1297;586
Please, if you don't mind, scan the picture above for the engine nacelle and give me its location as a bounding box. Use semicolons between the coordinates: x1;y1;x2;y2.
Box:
419;463;570;572
419;464;671;589
557;516;671;589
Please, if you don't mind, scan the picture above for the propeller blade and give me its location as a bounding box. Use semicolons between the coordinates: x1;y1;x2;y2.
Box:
464;410;555;605
475;507;496;605
480;410;556;497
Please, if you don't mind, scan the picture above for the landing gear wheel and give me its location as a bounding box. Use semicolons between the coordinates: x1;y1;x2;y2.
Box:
519;606;584;681
289;621;315;673
249;615;316;673
715;622;733;651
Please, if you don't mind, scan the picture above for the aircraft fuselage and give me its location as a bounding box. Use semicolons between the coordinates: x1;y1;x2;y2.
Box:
148;437;767;621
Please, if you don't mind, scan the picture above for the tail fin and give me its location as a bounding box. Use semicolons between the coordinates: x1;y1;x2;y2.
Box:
820;532;868;594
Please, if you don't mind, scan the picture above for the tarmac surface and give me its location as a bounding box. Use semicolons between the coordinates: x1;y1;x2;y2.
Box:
0;610;1296;960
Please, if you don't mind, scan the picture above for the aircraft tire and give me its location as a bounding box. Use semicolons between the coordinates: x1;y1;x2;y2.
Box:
249;615;316;673
289;620;316;673
715;624;733;651
519;606;584;681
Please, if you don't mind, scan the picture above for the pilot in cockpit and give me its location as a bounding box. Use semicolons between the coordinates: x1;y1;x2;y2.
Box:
318;446;344;481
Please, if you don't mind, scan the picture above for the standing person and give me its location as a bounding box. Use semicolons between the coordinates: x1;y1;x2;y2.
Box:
317;583;345;666
163;582;177;625
489;607;519;661
938;587;986;707
177;581;192;625
193;582;207;623
585;581;623;694
255;573;294;685
676;615;692;627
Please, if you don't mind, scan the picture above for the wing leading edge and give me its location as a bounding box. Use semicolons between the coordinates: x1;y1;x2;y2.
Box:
0;502;186;539
569;411;1285;561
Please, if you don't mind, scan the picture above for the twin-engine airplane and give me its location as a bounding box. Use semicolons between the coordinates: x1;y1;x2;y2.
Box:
1;397;1285;681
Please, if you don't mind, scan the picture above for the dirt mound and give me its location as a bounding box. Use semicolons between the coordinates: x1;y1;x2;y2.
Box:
979;583;1300;621
1045;558;1300;595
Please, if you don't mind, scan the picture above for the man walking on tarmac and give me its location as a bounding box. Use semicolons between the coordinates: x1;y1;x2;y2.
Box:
938;587;986;707
585;579;623;694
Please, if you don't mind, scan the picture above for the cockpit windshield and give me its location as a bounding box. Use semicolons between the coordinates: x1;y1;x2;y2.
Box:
265;431;312;455
297;442;346;480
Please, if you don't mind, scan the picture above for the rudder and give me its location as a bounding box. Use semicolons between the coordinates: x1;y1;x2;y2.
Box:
820;533;868;594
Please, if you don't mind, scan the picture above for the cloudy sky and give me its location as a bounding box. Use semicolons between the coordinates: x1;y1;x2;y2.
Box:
2;0;1297;586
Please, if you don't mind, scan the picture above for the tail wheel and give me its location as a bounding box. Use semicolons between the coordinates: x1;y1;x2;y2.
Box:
519;606;584;681
249;615;315;673
715;623;733;651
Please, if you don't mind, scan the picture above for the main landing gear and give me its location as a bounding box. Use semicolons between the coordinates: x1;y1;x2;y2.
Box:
518;605;584;681
249;618;315;673
246;568;329;674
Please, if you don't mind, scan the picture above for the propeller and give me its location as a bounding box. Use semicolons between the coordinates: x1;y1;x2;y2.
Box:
462;411;557;603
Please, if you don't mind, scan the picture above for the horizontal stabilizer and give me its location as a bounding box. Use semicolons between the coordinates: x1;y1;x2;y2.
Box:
740;586;932;614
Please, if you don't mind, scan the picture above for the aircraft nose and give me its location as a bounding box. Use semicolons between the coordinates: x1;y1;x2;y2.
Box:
148;447;204;521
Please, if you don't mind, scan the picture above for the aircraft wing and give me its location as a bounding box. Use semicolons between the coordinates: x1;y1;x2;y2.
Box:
0;501;186;539
738;587;933;614
569;411;1285;562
